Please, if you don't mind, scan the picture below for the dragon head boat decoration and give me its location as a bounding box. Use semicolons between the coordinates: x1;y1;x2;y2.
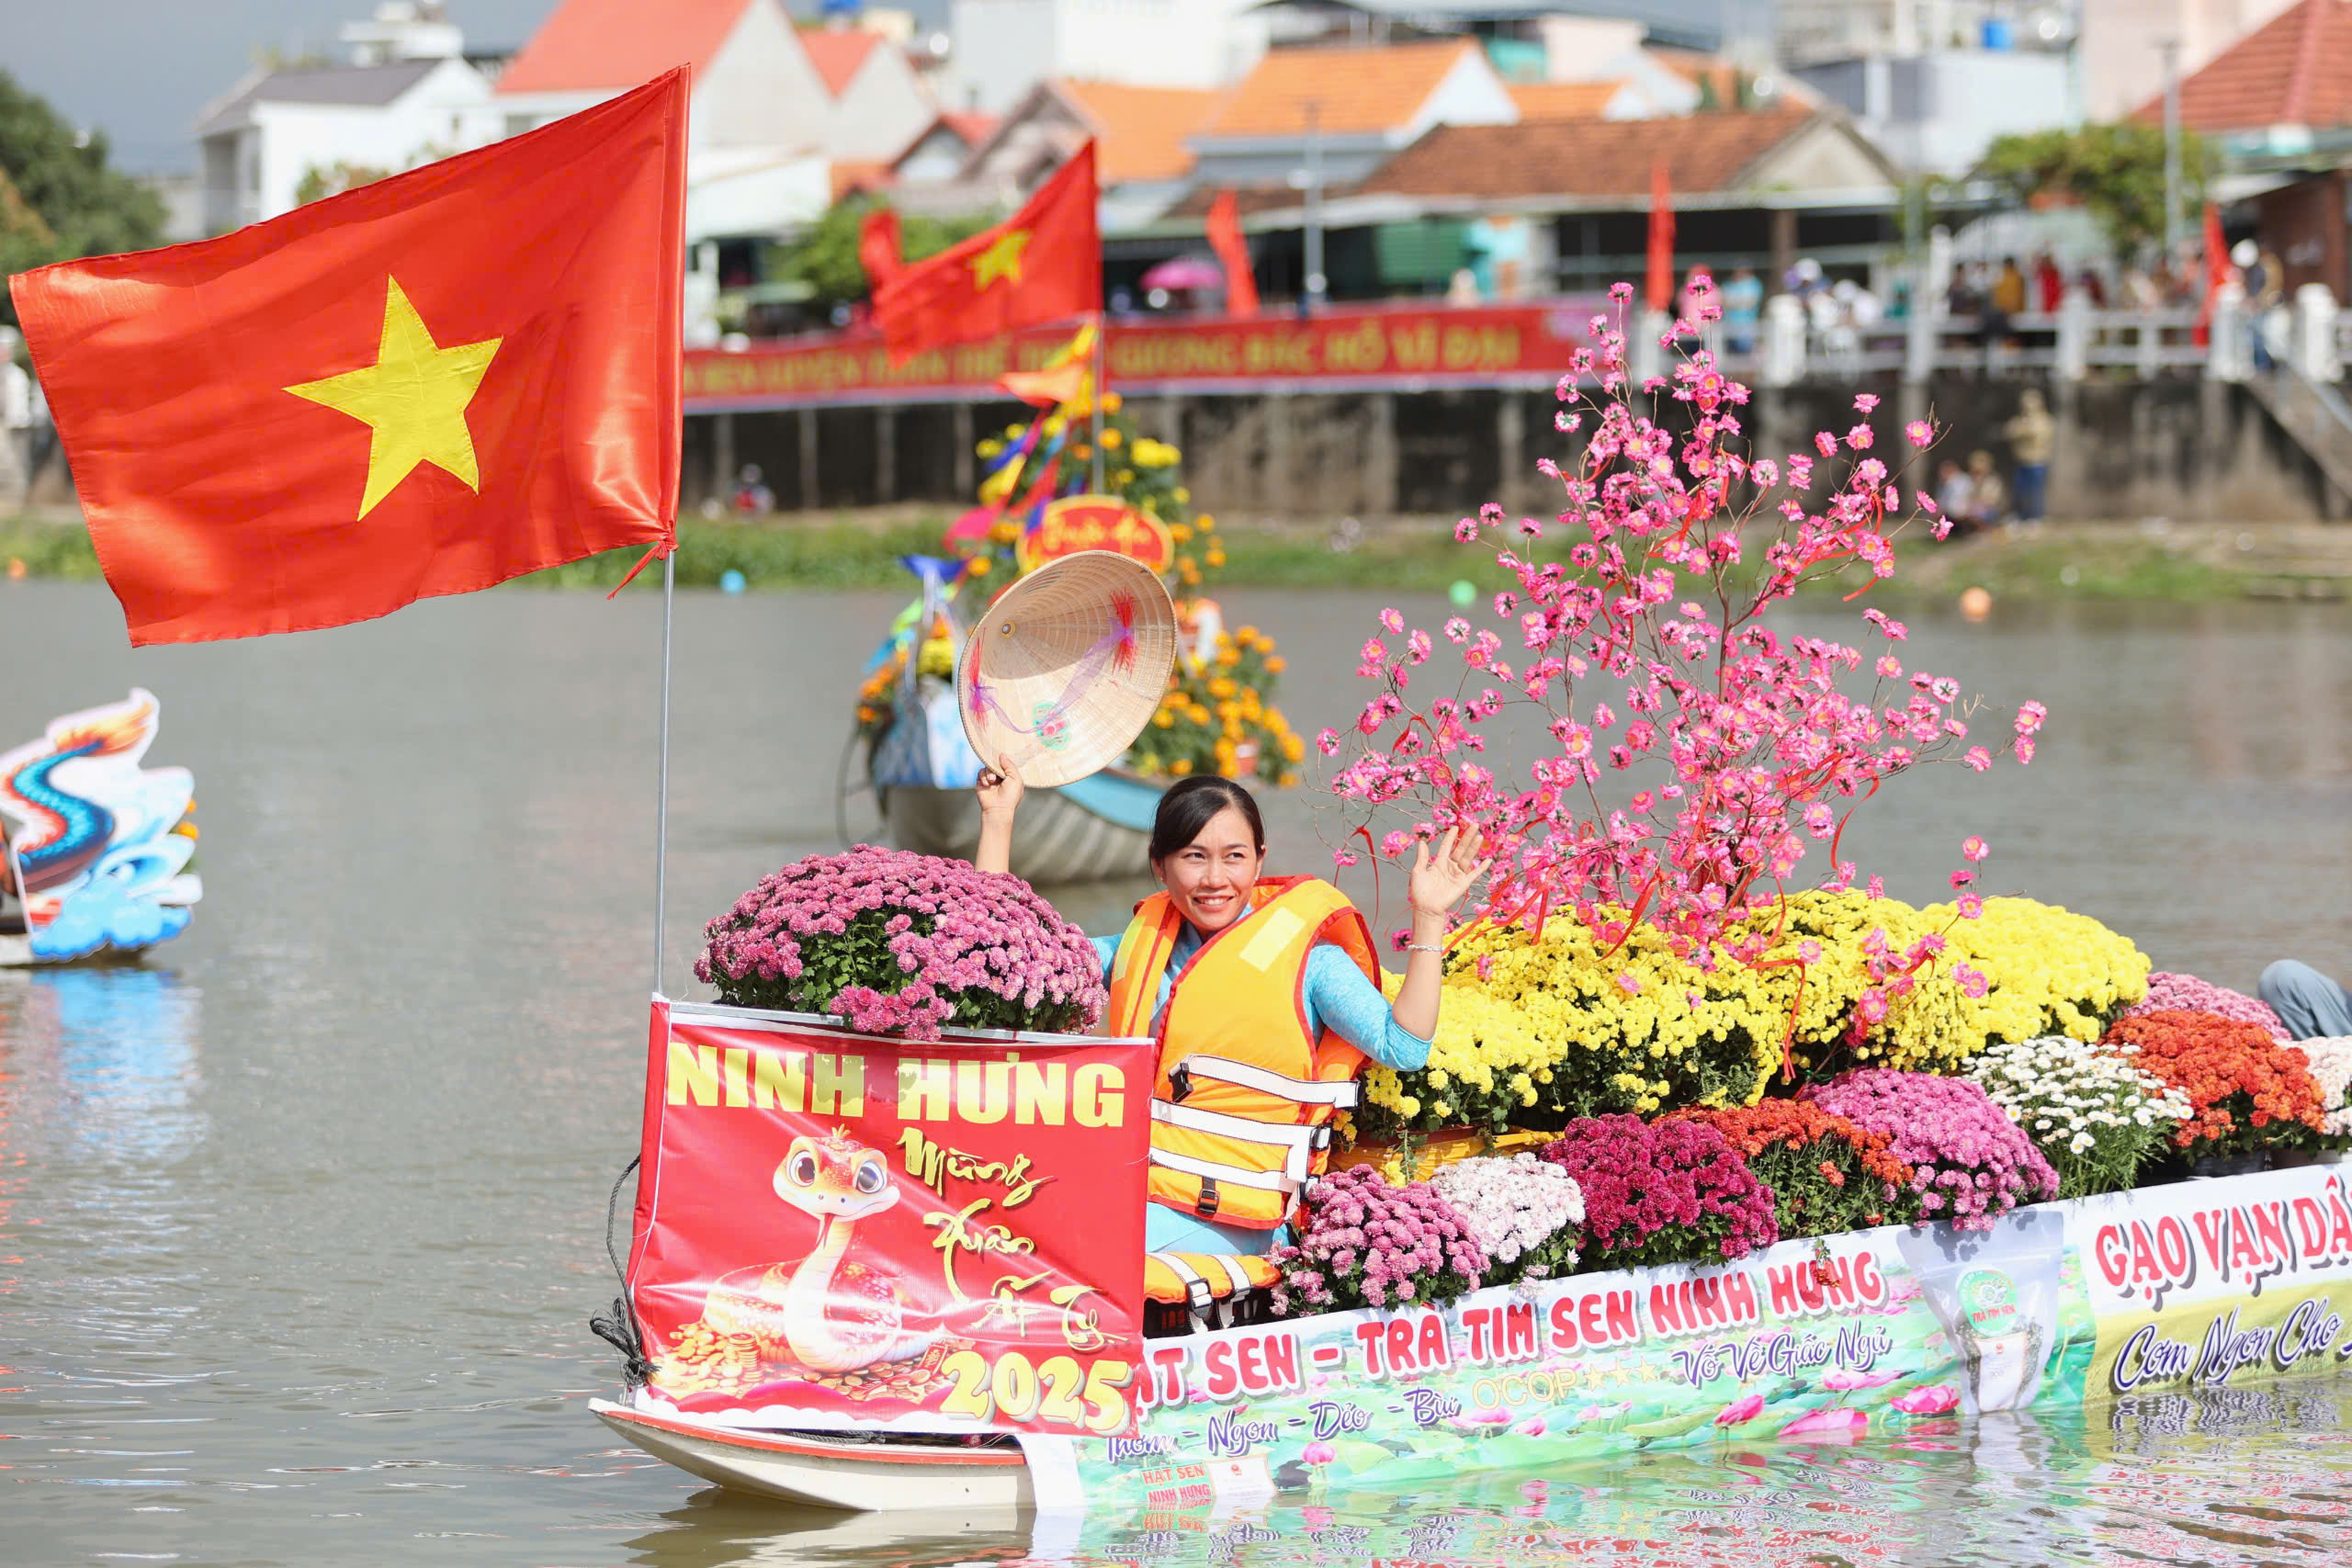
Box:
0;688;202;965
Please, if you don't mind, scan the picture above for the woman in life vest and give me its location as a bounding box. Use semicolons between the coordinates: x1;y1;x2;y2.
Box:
974;760;1488;1256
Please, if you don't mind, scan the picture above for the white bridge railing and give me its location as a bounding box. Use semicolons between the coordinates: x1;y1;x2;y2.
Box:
1632;285;2344;391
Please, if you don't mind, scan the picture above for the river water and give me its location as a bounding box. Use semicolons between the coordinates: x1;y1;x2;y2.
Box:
2;579;2348;1566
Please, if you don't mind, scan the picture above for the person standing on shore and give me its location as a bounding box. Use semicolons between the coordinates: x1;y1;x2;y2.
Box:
2004;389;2055;523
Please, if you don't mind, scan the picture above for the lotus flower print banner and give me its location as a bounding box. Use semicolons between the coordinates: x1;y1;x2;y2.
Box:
626;998;1153;1435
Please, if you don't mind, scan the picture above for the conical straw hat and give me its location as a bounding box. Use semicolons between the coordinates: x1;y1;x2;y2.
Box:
956;550;1178;788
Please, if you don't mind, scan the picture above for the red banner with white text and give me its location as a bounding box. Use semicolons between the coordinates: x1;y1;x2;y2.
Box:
684;299;1614;409
627;998;1153;1435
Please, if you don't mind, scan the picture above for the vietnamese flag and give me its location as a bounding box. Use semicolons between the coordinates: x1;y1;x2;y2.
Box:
1206;189;1258;318
873;142;1098;362
859;205;902;291
1645;157;1675;314
7;71;686;646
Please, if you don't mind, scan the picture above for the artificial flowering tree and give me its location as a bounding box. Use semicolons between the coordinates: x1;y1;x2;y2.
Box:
1319;276;2048;1066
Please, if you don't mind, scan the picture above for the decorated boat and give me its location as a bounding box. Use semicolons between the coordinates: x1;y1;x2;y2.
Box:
842;333;1302;883
0;689;202;967
590;995;2352;1514
598;288;2352;1519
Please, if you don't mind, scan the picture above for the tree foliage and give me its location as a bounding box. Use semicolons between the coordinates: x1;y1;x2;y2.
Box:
776;195;996;309
0;70;165;323
1977;123;2212;254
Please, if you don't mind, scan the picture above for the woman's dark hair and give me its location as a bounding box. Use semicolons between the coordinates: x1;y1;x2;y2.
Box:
1148;775;1265;863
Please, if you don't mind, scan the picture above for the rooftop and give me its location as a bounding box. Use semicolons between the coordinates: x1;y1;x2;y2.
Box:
196;60;446;135
1057;80;1221;182
2136;0;2352;132
800;28;885;96
495;0;752;96
1197;39;1485;139
1508;81;1632;119
1359;107;1828;197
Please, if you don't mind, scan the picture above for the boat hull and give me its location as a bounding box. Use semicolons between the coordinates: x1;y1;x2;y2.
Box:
591;1400;1033;1511
598;1163;2352;1514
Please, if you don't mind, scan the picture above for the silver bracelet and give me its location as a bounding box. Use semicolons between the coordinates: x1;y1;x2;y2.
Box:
1405;942;1444;954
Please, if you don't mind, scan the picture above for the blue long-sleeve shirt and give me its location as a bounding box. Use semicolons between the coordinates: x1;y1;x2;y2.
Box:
1093;924;1431;1257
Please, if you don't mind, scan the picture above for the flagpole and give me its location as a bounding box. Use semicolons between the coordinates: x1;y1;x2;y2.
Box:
651;550;675;997
1090;310;1106;492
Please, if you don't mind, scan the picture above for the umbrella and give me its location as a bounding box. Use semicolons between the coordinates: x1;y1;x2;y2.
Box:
1141;254;1227;292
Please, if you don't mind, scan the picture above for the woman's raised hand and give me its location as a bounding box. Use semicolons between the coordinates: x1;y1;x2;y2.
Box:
1408;825;1492;919
977;751;1025;823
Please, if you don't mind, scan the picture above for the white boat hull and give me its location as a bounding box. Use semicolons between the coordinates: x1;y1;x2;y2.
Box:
591;1399;1034;1512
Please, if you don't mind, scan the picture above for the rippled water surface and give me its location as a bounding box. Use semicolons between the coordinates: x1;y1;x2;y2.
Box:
2;581;2348;1566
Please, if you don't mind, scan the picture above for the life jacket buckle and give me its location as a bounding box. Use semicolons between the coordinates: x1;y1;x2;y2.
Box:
1168;1063;1193;1103
1193;1176;1220;1219
1310;1124;1333;1153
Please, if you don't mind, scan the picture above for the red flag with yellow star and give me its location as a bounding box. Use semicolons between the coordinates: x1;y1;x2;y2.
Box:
873;143;1098;364
7;71;685;646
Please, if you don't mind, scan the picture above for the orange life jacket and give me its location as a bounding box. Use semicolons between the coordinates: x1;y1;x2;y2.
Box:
1104;875;1380;1230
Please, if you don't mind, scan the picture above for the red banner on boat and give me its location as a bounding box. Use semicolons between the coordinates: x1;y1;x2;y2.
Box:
626;998;1153;1436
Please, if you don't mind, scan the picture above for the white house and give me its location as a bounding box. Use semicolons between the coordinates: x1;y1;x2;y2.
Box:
492;0;833;154
196;53;498;232
492;0;849;245
801;27;938;162
944;0;1272;114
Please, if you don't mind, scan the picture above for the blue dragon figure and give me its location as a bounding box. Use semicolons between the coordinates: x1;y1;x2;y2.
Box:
0;689;202;964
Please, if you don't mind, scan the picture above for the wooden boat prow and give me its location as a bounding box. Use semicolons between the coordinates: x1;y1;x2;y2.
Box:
591;1398;1034;1512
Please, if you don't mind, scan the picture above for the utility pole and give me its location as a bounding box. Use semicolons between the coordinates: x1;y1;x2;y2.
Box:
2161;38;2185;260
1303;101;1326;312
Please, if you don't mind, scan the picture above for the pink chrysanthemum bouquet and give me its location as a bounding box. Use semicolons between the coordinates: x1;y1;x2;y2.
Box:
1800;1069;2057;1231
1271;1164;1490;1314
695;845;1105;1038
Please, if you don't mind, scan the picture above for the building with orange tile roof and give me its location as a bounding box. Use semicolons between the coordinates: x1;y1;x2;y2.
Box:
2132;0;2352;133
1187;39;1518;190
960;80;1221;213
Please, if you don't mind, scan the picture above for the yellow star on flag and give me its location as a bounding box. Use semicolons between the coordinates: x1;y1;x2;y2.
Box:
286;277;503;520
970;228;1031;291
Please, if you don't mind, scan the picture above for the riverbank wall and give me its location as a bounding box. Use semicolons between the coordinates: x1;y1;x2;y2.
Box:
688;374;2343;525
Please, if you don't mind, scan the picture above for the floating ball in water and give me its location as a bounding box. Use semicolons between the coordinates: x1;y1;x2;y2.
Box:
1958;585;1992;622
719;569;747;595
1449;580;1476;608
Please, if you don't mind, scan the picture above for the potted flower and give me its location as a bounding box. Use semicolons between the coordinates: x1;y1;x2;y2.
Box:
2283;1036;2352;1158
1669;1100;1917;1237
2117;973;2289;1042
1799;1070;2057;1231
1538;1115;1779;1269
695;845;1105;1038
1964;1034;2191;1197
2103;1010;2327;1174
1427;1153;1584;1285
1269;1165;1489;1315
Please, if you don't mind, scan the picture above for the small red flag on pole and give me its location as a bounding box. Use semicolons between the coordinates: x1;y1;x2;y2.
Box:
872;143;1100;362
859;206;902;291
2193;202;2230;347
1645;157;1676;314
1206;189;1259;318
9;71;687;647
